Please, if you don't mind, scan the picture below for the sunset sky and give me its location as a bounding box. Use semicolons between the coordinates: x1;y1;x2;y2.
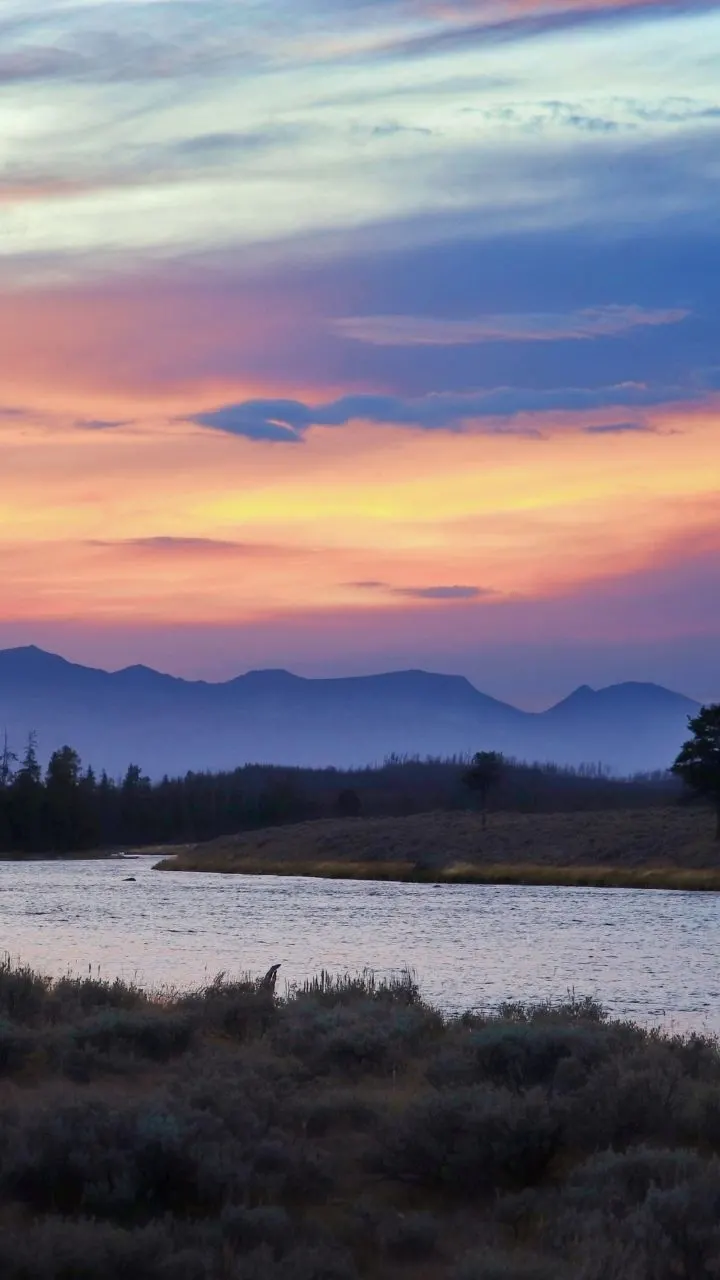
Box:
1;0;719;705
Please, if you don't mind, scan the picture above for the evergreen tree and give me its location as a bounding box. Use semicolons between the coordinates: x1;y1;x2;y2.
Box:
0;730;16;848
45;746;85;852
120;763;153;844
9;733;45;852
462;751;505;830
672;705;720;841
0;730;17;788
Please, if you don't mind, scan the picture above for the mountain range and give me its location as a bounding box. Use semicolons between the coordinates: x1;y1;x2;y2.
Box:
0;645;706;778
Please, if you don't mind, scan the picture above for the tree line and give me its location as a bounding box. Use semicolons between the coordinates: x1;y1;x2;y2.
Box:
0;727;685;856
465;705;720;841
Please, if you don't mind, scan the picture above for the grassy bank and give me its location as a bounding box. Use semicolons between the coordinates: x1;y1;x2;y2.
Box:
154;806;720;890
155;856;720;892
2;958;720;1278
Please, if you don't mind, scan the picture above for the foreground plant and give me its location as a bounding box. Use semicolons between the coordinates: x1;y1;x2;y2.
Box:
0;959;720;1278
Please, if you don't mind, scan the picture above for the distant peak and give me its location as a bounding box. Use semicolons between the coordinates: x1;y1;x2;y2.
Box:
234;668;303;684
547;685;597;711
0;644;71;666
113;663;177;684
547;679;697;716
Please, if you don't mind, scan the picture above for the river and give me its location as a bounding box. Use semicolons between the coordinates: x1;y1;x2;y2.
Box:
2;857;720;1032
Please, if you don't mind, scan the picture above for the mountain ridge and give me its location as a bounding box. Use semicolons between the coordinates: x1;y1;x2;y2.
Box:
0;645;708;778
0;646;700;711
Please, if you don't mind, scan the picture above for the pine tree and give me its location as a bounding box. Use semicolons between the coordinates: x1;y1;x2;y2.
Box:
10;732;45;852
672;705;720;841
462;751;505;830
45;746;84;852
0;730;17;788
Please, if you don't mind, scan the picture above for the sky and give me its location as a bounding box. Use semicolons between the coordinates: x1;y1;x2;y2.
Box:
1;0;719;706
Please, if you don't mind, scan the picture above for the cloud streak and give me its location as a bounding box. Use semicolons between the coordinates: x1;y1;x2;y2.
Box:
347;580;492;599
0;0;714;96
333;305;689;347
87;537;302;558
374;0;719;61
189;382;702;441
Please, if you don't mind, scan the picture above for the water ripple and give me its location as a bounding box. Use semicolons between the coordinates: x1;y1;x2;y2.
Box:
1;859;719;1032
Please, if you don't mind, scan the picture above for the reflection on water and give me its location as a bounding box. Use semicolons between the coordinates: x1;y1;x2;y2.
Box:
2;858;720;1033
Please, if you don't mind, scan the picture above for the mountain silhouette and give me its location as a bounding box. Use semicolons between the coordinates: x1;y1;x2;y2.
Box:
0;646;704;778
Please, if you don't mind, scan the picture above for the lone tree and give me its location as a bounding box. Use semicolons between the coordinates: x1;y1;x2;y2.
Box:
336;788;361;819
671;705;720;841
463;751;504;829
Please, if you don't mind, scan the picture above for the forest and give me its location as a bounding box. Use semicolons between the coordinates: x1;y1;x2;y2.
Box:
0;732;676;855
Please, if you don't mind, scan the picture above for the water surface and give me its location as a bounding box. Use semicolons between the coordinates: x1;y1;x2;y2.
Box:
2;858;720;1032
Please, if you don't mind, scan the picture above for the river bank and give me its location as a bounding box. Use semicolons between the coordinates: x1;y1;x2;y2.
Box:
0;844;191;862
154;806;720;891
154;856;720;891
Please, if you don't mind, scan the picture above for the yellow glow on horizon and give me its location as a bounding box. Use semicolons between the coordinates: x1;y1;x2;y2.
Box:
1;402;718;625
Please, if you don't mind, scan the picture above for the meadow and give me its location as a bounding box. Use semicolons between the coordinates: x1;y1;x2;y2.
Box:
1;958;720;1279
155;805;720;890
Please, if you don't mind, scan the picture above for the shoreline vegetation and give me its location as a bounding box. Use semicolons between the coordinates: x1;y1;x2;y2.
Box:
0;744;678;858
2;958;720;1279
156;858;720;892
154;806;720;892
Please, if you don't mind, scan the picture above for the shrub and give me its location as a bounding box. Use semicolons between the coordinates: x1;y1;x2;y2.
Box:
427;1022;615;1092
379;1087;559;1193
178;975;277;1041
273;999;441;1077
495;995;606;1025
235;1243;359;1280
221;1205;292;1255
453;1249;561;1280
565;1146;710;1212
300;1091;379;1138
294;969;423;1007
49;974;148;1020
376;1211;439;1261
0;1018;37;1074
0;1099;247;1218
558;1052;684;1152
640;1165;720;1274
0;1218;218;1280
0;958;52;1025
556;1163;720;1280
68;1009;195;1061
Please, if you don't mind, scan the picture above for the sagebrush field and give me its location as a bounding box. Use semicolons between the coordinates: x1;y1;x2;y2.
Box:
2;958;720;1278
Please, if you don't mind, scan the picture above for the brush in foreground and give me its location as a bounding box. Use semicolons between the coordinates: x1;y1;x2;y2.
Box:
0;957;720;1277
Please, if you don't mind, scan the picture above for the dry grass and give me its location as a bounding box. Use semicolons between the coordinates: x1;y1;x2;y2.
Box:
154;806;719;889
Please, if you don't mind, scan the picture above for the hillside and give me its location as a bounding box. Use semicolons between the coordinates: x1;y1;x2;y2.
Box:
0;645;705;776
156;806;720;885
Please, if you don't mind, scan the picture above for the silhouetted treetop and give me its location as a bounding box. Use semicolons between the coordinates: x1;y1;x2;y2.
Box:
672;704;720;840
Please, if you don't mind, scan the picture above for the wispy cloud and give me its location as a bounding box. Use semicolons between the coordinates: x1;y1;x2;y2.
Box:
583;420;656;434
189;382;700;442
394;584;492;600
88;537;298;557
371;0;719;62
346;580;492;599
333;305;689;347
